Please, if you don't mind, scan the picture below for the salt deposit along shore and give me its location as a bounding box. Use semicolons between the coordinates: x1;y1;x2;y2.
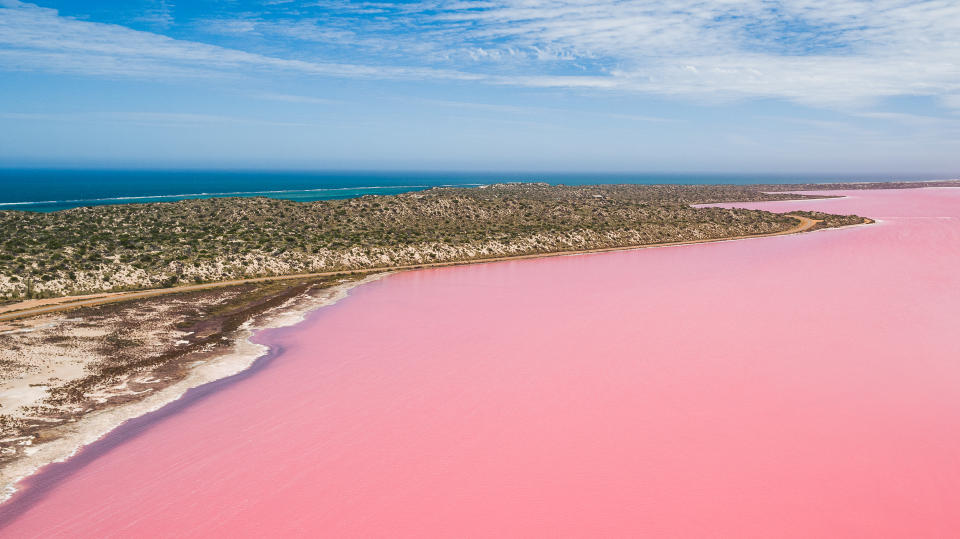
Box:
2;187;959;536
0;274;387;505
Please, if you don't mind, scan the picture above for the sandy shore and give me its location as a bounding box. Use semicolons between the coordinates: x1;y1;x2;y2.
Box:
0;273;387;503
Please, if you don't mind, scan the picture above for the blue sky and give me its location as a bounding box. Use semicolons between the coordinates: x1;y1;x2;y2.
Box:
1;0;958;173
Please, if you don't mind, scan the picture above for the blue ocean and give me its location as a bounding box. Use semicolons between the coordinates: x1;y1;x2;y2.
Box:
0;169;945;212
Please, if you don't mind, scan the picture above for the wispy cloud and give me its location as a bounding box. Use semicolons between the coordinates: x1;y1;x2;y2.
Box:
426;100;540;116
938;95;960;111
607;113;680;124
401;97;681;124
135;0;175;30
760;115;878;136
3;0;960;108
854;111;949;125
0;111;318;127
252;92;341;105
0;2;487;81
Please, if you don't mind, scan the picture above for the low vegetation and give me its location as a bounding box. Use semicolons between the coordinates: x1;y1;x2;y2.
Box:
786;211;873;231
0;183;870;299
760;179;960;192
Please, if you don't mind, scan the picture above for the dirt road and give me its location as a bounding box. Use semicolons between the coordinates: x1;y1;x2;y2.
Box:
0;215;818;322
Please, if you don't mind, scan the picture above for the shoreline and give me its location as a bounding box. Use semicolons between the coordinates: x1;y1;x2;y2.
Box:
5;186;957;535
0;194;876;510
0;273;388;505
1;214;825;323
0;211;848;505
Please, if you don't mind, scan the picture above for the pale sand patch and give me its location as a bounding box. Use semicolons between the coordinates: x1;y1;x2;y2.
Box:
0;362;87;414
0;317;181;425
0;273;387;503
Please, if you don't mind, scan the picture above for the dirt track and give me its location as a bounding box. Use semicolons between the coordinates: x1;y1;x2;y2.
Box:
0;215;818;322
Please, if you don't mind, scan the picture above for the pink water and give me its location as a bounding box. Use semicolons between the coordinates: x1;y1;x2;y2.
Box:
3;188;960;537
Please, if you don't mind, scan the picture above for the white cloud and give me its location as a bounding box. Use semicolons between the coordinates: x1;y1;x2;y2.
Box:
252;93;341;105
607;114;680;124
941;95;960;111
135;0;175;30
0;2;485;81
854;111;949;125
0;111;319;127
406;0;960;106
406;98;543;115
3;0;960;108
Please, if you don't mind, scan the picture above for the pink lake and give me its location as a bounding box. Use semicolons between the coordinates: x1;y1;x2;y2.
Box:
2;188;960;537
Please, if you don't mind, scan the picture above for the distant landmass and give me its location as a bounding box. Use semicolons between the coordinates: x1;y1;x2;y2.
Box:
1;169;954;212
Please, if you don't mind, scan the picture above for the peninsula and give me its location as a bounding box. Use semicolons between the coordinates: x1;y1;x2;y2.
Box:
0;182;878;300
0;180;913;501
